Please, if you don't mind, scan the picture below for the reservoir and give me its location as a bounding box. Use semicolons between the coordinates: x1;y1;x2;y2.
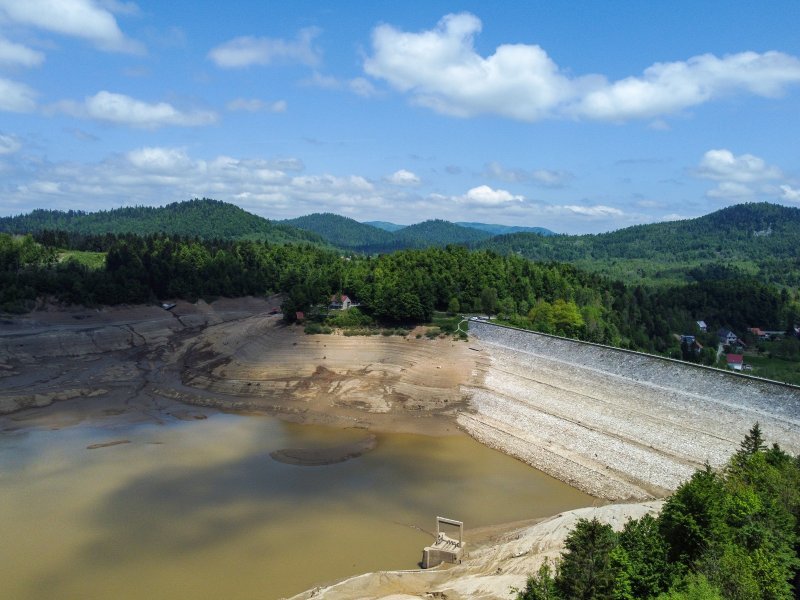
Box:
0;412;596;599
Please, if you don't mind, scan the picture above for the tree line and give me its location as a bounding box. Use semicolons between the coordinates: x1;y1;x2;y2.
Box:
1;232;797;359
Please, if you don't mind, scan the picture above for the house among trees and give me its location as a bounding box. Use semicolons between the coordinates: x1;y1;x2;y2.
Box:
748;327;770;340
696;320;707;332
329;294;353;310
726;353;744;371
717;328;738;346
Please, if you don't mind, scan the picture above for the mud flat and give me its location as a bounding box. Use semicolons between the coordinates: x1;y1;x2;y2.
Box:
270;434;378;465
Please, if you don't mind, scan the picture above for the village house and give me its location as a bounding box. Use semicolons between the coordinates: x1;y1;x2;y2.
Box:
747;327;770;340
696;320;707;333
726;353;744;371
717;328;738;346
329;294;353;310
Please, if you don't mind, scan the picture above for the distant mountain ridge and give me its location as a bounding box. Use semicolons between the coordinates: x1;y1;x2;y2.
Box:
476;202;800;286
363;220;405;232
364;220;556;236
455;222;555;236
0;198;325;245
282;214;492;252
4;200;799;287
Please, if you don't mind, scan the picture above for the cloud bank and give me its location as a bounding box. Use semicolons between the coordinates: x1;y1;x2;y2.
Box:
364;13;800;122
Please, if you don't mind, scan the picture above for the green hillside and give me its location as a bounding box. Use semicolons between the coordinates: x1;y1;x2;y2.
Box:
394;219;492;247
478;203;800;286
283;213;396;252
0;198;325;245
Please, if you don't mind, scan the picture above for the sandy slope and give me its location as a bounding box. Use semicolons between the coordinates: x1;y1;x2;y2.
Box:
286;501;664;600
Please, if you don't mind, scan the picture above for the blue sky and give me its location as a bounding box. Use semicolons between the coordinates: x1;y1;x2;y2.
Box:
0;0;799;233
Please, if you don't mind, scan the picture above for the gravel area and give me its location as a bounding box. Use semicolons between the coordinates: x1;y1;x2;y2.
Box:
462;322;800;500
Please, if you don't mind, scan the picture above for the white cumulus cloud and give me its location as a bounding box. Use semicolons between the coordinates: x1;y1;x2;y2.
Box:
0;37;45;67
0;77;36;112
780;185;800;202
387;169;420;186
127;147;193;172
364;13;800;122
574;51;800;120
462;185;524;206
0;0;143;53
54;91;217;128
208;28;320;68
696;149;782;183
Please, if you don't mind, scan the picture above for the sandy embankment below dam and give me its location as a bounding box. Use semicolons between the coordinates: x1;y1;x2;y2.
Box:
3;298;800;600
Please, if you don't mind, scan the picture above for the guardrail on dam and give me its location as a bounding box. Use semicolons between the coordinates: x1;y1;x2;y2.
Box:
468;320;800;418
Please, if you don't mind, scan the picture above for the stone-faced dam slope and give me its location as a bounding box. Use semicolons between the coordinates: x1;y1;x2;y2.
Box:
463;321;800;501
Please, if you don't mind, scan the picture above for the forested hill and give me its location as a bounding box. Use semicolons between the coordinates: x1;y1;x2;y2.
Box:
394;219;493;247
477;202;800;286
282;214;493;252
0;199;325;245
282;213;396;252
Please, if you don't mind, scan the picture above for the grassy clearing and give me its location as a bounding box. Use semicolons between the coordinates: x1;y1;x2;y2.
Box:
742;354;800;386
58;250;106;270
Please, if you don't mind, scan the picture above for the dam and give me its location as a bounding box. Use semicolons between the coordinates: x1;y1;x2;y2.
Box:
463;320;800;499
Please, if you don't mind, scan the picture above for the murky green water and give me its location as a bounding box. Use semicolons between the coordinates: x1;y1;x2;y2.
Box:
0;414;595;599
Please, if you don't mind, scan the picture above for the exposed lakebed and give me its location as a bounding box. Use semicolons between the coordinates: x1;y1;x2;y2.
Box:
0;412;595;599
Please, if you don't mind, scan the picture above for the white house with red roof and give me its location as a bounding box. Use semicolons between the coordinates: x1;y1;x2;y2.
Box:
726;353;744;371
330;294;352;310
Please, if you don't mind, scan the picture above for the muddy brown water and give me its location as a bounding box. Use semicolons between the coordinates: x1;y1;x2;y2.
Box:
0;413;596;599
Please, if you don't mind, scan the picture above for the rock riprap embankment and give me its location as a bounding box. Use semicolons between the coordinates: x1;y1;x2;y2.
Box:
462;322;800;500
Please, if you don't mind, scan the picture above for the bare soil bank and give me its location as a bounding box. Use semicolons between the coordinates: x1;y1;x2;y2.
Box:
0;297;476;435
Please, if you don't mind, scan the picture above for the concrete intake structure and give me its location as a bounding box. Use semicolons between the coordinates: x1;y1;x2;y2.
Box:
422;517;464;568
462;321;800;500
